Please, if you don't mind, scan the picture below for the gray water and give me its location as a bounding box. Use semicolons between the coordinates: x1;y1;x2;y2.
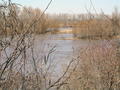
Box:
33;28;104;75
0;27;116;76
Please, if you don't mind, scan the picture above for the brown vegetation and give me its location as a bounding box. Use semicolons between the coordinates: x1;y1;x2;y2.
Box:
60;40;120;90
0;0;77;90
71;10;120;39
0;0;120;90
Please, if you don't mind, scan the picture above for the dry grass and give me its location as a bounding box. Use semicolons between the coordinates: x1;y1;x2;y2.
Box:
60;40;120;90
72;18;120;39
1;0;120;90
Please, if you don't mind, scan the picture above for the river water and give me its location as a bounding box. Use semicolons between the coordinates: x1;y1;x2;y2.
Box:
33;27;111;75
0;27;118;76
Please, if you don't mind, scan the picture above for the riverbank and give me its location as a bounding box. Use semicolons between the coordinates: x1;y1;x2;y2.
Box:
46;27;120;40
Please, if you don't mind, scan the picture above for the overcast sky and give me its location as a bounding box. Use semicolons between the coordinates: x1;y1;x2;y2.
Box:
12;0;120;14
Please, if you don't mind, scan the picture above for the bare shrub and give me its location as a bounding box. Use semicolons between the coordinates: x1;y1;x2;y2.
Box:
62;40;120;90
19;7;49;34
72;9;120;39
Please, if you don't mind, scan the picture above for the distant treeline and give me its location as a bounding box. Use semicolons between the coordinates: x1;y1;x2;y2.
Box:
0;4;120;38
